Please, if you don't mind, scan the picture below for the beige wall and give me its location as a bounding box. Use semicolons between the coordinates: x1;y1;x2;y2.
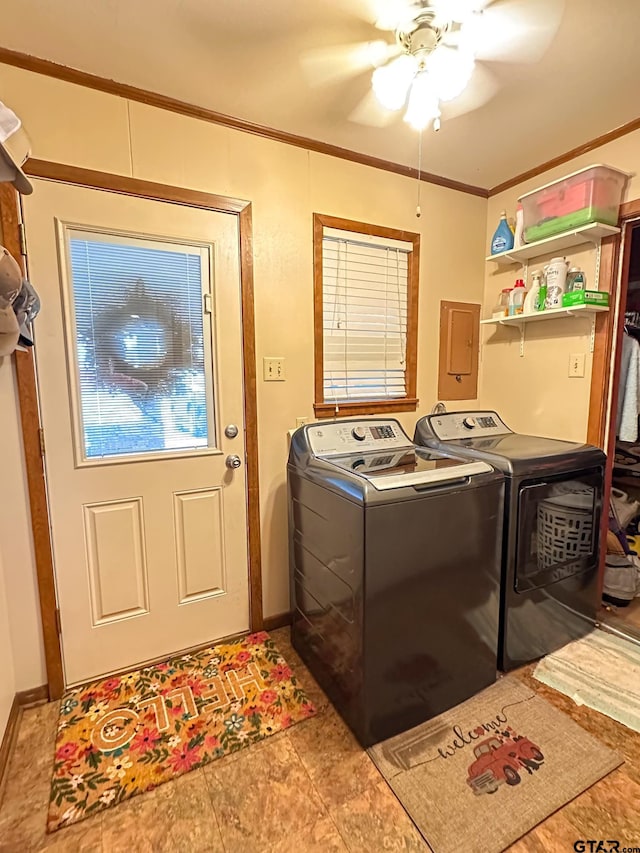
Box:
479;131;640;442
0;62;487;692
0;543;17;738
0;358;44;691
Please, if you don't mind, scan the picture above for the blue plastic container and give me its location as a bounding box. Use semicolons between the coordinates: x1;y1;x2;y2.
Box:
491;211;514;255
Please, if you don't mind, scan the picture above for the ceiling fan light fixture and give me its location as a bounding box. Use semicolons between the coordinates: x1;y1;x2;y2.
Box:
372;53;419;111
368;1;490;132
427;45;475;101
364;39;394;69
403;70;441;130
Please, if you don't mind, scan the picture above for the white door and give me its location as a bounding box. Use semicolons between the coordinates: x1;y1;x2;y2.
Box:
23;180;250;686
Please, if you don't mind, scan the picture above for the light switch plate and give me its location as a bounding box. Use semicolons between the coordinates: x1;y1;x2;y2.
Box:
263;357;286;381
569;353;586;378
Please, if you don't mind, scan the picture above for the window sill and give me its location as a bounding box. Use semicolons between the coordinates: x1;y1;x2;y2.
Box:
313;398;419;419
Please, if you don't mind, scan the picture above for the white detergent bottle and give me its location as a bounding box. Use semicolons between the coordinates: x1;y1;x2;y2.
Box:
523;271;542;314
545;257;569;308
514;204;525;248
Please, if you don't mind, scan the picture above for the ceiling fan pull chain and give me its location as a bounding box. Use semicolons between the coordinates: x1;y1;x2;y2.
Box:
416;129;423;219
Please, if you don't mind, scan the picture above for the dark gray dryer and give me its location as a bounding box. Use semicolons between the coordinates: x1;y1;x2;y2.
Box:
288;418;504;747
414;410;606;672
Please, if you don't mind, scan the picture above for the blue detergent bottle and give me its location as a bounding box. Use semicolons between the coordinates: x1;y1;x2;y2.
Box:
491;211;514;255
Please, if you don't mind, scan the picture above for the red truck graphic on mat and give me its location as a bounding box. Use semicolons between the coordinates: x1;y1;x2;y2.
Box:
466;732;545;795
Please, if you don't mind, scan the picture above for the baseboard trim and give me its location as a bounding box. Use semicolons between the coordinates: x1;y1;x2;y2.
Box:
16;684;49;708
0;696;21;805
264;611;292;631
0;684;49;804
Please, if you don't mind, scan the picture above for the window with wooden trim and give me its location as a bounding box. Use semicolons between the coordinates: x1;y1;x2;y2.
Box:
313;213;420;418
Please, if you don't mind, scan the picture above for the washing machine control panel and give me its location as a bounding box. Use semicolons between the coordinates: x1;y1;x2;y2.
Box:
307;420;411;457
428;411;511;440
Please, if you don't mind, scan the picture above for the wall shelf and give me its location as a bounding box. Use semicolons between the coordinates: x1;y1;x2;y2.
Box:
481;304;609;357
480;304;609;326
485;222;620;266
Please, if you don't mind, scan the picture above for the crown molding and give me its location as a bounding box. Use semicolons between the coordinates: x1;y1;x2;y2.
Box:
489;116;640;196
4;47;638;201
0;47;488;199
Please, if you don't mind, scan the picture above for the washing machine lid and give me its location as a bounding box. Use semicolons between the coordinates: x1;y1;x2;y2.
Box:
417;410;605;476
324;447;492;491
446;433;588;460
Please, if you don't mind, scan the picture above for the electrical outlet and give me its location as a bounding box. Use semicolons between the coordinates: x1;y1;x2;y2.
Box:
568;353;586;378
296;417;308;428
263;357;286;381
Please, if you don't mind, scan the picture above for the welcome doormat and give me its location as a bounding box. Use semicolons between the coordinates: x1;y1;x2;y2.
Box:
369;677;622;853
534;629;640;732
47;632;316;832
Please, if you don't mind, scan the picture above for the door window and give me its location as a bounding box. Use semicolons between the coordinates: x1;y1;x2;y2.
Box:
61;228;216;463
515;471;601;592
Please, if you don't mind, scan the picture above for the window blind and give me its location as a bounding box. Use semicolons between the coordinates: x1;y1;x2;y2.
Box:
67;232;212;460
322;229;412;403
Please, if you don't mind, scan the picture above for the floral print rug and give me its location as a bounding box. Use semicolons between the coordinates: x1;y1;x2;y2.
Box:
47;632;316;832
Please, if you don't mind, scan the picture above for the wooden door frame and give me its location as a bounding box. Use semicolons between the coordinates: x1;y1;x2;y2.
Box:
586;201;640;447
0;160;264;700
587;198;640;594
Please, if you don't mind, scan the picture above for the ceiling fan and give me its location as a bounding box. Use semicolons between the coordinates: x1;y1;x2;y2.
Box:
302;0;565;131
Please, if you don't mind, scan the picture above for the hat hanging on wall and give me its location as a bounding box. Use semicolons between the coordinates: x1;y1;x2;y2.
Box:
0;307;20;357
13;278;40;347
0;245;22;306
0;101;33;195
0;246;22;356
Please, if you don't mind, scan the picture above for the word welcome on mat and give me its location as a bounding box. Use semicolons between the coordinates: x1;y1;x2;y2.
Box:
369;678;622;853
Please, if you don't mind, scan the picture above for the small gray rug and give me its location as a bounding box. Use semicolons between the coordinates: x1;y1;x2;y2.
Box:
369;677;621;853
534;628;640;731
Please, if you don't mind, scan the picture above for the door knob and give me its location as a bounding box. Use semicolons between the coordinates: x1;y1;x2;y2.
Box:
225;454;242;470
225;424;239;439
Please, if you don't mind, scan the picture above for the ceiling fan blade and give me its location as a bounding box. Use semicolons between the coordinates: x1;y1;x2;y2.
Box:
460;0;565;63
301;40;399;87
430;0;491;22
349;89;400;127
371;0;424;31
318;0;418;31
439;62;499;119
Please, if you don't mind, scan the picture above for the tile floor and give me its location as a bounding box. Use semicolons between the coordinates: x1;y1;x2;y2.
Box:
1;627;640;852
600;599;640;641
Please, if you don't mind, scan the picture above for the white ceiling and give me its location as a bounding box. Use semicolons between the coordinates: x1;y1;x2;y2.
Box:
1;0;639;189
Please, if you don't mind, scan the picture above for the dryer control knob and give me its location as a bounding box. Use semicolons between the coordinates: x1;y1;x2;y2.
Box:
352;426;367;441
462;417;477;430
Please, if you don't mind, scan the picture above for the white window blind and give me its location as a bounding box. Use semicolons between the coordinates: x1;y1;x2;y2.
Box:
322;228;413;403
66;231;214;461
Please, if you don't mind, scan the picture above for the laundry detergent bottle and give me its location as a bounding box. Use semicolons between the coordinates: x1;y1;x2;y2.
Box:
508;279;527;316
490;210;514;255
523;271;541;314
